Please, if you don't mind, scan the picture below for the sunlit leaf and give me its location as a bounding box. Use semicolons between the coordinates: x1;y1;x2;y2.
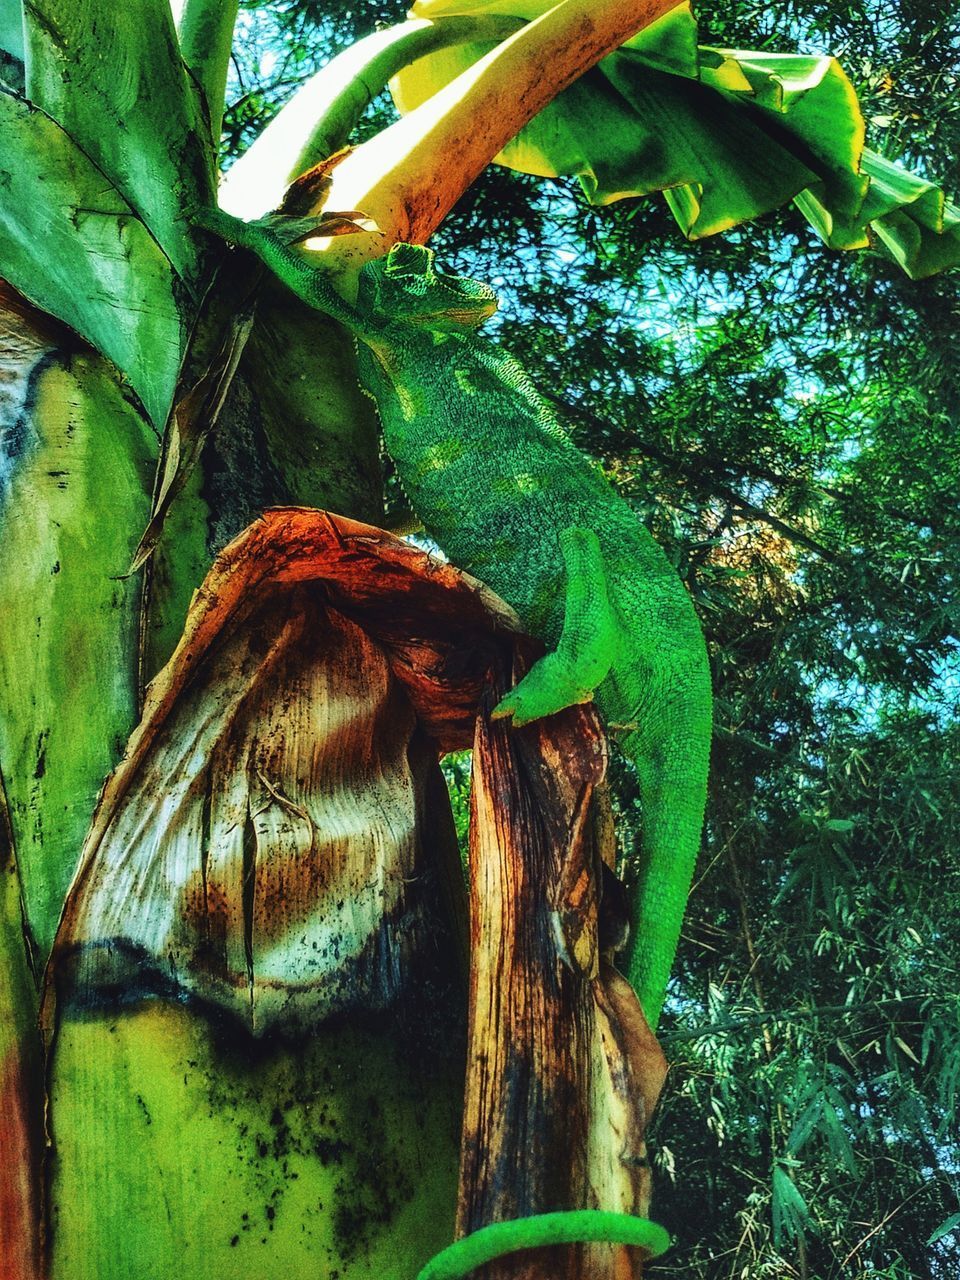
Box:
219;15;523;220
392;0;960;276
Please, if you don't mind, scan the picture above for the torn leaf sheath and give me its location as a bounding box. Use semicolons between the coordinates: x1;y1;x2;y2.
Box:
459;682;667;1277
54;598;427;1033
48;509;517;1036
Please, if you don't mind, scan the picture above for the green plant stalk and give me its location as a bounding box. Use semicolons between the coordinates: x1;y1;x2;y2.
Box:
176;0;240;143
49;1007;464;1280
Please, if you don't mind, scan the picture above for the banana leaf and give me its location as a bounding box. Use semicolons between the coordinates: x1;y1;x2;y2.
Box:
391;0;960;277
0;91;183;427
23;0;214;285
218;16;523;221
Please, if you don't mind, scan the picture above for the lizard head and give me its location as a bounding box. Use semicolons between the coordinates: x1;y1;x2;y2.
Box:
358;242;499;334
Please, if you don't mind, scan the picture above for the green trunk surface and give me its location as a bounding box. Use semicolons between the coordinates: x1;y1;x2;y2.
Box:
48;1005;462;1280
0;348;155;958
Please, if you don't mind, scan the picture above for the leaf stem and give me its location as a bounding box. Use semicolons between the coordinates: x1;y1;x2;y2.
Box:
220;16;522;220
177;0;239;143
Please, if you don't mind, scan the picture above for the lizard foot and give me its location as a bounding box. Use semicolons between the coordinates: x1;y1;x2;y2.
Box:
491;652;595;727
491;525;620;727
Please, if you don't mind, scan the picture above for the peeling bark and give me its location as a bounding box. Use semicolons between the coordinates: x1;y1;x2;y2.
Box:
459;664;666;1279
48;508;518;1037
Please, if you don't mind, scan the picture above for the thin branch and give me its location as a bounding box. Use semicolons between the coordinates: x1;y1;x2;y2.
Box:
839;1185;929;1269
545;392;843;563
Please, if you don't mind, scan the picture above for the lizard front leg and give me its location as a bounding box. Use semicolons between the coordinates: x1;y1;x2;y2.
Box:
492;526;620;727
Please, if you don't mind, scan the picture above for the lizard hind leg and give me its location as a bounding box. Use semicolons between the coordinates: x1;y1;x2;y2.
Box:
492;526;620;728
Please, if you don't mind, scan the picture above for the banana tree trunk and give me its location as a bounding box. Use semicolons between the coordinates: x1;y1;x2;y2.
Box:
0;283;470;1279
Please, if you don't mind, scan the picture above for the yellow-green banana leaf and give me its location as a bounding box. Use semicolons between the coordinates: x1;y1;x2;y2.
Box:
392;0;960;278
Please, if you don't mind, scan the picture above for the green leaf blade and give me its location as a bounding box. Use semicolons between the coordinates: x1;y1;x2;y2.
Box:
390;0;960;276
771;1164;810;1247
0;91;183;425
23;0;214;283
927;1211;960;1247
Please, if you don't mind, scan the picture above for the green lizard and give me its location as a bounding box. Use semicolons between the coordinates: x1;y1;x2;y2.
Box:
415;1211;670;1278
195;209;712;1034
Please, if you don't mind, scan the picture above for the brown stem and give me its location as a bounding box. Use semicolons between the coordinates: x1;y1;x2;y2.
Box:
320;0;680;283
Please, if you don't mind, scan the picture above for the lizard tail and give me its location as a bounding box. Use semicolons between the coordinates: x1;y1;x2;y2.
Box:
620;704;711;1031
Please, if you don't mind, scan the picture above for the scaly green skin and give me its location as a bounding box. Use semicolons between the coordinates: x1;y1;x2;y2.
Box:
195;211;712;1036
415;1210;670;1279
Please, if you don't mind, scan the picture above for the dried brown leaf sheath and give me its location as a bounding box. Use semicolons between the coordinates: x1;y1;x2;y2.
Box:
460;677;666;1279
49;507;516;1035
